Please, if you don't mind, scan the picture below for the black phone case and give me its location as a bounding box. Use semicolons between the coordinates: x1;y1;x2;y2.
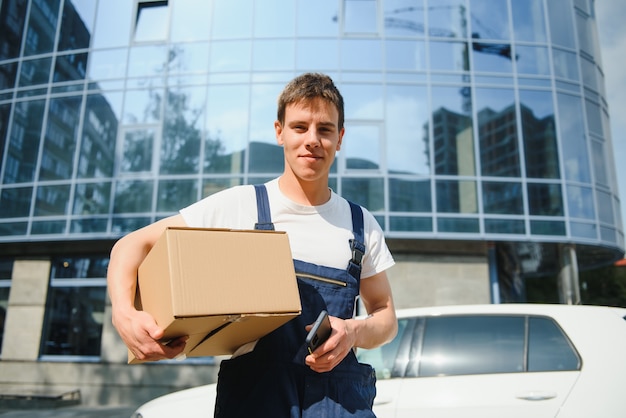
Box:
306;310;332;354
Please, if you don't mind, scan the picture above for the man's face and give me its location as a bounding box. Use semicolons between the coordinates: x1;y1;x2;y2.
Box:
275;98;344;183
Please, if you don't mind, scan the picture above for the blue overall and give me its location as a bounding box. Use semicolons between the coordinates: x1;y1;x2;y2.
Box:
213;185;376;418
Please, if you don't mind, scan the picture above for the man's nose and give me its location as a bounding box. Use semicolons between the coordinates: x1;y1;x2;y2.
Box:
304;128;321;147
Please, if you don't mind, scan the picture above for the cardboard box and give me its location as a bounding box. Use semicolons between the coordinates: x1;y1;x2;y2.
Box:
129;227;301;363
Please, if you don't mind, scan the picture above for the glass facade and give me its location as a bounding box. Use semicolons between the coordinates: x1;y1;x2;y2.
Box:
0;1;622;268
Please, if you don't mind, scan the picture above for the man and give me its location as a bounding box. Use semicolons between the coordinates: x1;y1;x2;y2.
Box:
107;73;397;417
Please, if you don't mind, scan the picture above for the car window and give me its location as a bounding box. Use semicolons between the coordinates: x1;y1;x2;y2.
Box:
528;316;580;371
357;313;582;380
419;315;525;377
357;317;411;379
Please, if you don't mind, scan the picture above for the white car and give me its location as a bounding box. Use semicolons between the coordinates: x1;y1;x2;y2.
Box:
132;304;626;418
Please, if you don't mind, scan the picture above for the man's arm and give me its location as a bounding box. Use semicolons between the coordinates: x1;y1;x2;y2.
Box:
305;271;397;372
107;214;188;361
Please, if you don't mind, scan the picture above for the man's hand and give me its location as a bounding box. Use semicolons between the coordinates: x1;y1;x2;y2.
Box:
304;316;356;373
113;308;188;362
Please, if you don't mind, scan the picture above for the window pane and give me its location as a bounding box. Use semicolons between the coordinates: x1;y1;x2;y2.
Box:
431;86;474;175
41;287;106;356
53;53;88;85
205;85;250;174
591;140;608;187
437;180;477;214
438;217;479;233
160;86;204;174
168;43;209;75
470;0;510;40
528;317;580;371
390;179;431;212
520;90;559;179
40;96;82;181
387;85;430;175
553;49;580;82
77;93;120;179
596;190;614;224
31;220;66;235
157;179;198;212
475;88;520;177
134;2;169;43
384;0;426;37
113;180;154;213
112;217;151;234
567;185;595;220
73;182;111;216
252;39;294;71
557;93;591;183
570;221;597;239
344;124;381;170
254;0;295;37
297;0;338;36
249;83;283;145
0;1;28;60
5;100;45;184
390;216;433;232
485;218;525;234
344;0;378;34
124;89;163;124
210;40;251;73
24;0;61;55
516;46;550;76
420;316;525;377
528;183;563;216
530;220;566;236
511;0;547;42
212;0;253;39
546;0;575;49
58;0;96;50
386;40;427;72
34;184;71;216
171;0;210;41
87;48;128;81
18;58;52;88
127;45;167;79
483;181;523;214
121;129;155;173
428;0;468;38
296;39;339;72
92;0;133;49
430;41;470;72
0;187;32;218
341;39;383;71
341;178;384;211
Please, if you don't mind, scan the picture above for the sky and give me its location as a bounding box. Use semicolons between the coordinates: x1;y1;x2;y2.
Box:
595;0;626;244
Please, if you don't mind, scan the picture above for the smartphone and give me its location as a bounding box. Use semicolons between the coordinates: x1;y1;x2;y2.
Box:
306;310;332;354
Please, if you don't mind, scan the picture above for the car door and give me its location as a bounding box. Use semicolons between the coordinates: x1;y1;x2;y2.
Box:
365;314;582;418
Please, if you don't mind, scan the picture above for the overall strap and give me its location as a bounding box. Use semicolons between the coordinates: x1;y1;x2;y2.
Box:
347;201;365;280
253;185;275;231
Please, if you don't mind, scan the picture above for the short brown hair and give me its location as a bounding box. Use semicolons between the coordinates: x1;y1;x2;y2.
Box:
277;73;344;130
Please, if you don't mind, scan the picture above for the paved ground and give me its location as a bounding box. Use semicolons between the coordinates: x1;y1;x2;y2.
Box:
0;406;136;417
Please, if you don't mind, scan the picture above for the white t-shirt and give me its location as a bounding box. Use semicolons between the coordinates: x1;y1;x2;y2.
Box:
180;178;394;279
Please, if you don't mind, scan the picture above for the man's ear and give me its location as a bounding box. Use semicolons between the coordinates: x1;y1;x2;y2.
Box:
275;120;283;145
336;127;345;151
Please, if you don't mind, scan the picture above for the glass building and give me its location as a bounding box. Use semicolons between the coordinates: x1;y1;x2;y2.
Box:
0;0;623;406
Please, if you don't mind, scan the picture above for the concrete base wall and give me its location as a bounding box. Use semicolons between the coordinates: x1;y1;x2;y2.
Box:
387;253;491;309
0;360;220;408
